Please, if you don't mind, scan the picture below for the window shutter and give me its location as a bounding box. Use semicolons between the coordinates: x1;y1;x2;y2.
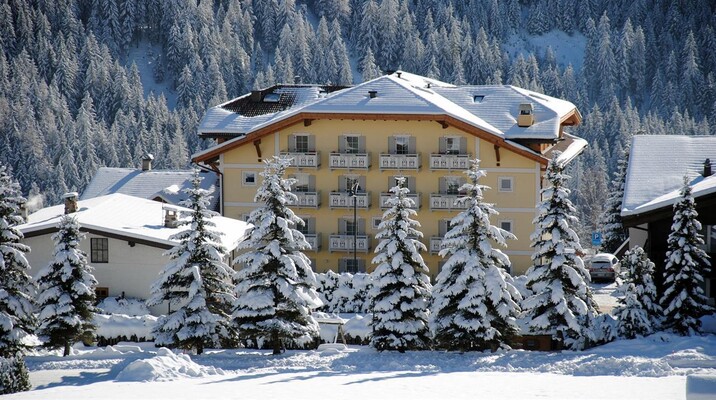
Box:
407;176;416;191
339;218;347;233
409;136;417;153
307;217;315;233
439;177;446;193
339;176;347;191
358;136;366;152
289;134;296;152
439;137;447;153
309;175;316;191
339;135;346;152
439;220;448;236
459;137;467;154
359;218;366;234
358;175;367;190
308;135;316;152
388;136;396;153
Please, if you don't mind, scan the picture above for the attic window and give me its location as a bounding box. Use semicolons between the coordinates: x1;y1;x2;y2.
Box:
473;95;485;103
263;93;280;103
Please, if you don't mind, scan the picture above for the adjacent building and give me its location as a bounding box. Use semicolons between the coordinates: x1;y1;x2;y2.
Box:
192;71;585;277
621;135;716;305
17;193;251;315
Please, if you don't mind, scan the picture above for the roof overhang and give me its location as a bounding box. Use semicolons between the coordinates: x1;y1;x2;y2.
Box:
192;112;552;166
622;189;716;227
22;226;175;250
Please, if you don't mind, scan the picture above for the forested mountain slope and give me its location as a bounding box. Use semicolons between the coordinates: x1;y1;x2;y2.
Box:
1;0;714;239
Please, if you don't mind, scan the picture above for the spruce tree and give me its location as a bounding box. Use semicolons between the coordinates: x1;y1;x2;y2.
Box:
370;177;431;352
0;164;35;358
660;178;712;335
430;160;521;351
148;171;237;354
615;246;661;338
599;144;629;253
232;157;321;354
36;215;97;357
522;153;599;350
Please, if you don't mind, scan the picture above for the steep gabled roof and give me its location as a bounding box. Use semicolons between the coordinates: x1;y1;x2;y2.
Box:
18;194;250;250
622;135;716;219
81;168;219;211
193;71;581;165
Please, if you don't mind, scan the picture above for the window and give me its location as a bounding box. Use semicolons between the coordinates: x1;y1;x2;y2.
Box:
395;136;410;155
345;136;360;154
95;287;109;301
242;171;257;186
340;258;366;273
445;137;460;154
295;135;309;153
498;177;514;192
345;220;357;235
372;217;382;230
293;173;310;192
520;109;531;115
499;220;513;233
446;177;462;195
473;95;485;103
91;238;109;263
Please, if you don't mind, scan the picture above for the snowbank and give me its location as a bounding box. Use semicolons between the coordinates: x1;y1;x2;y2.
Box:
116;348;225;382
94;314;157;342
97;297;150;316
686;374;716;400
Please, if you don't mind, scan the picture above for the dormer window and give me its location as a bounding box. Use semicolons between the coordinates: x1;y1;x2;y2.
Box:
264;93;280;103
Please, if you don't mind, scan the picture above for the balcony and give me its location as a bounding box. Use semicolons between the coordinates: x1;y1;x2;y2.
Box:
429;237;444;254
329;234;370;252
379;192;421;209
303;233;321;251
329;192;370;209
429;153;471;170
280;151;320;168
329;152;370;169
289;191;320;208
430;193;468;210
379;153;421;170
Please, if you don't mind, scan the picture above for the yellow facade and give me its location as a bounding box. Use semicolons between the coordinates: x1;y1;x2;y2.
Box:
218;118;543;277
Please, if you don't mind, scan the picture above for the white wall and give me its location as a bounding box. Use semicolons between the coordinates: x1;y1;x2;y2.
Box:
23;232;170;316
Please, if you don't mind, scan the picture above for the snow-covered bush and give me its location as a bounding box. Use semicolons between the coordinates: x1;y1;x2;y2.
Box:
97;296;151;316
315;272;373;313
0;356;30;394
94;314;158;346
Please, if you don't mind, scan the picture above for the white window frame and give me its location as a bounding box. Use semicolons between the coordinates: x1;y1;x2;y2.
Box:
242;171;257;186
498;176;514;192
395;135;410;155
445;136;461;154
446;176;463;195
294;134;309;153
345;135;360;154
499;219;514;234
293;173;310;192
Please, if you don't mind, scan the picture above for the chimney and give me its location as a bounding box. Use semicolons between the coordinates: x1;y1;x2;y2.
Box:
368;90;377;99
19;203;28;222
396;71;402;78
704;158;712;177
141;153;154;171
163;205;179;228
517;103;535;127
63;192;78;214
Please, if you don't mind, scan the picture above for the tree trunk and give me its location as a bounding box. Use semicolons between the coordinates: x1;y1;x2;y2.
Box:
272;330;281;355
63;341;71;357
196;343;203;355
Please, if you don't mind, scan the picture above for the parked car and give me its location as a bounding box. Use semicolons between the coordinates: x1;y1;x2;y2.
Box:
588;253;619;282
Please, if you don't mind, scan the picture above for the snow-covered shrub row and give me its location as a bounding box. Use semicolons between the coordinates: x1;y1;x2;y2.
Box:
96;297;151;317
315;271;373;313
0;357;30;394
94;314;158;346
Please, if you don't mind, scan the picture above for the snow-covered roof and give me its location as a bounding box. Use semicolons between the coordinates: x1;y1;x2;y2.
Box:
81;168;219;211
622;135;716;217
17;194;250;250
195;71;580;155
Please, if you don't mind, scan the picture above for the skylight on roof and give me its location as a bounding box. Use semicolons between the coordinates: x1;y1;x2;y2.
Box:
473;95;485;103
263;93;280;103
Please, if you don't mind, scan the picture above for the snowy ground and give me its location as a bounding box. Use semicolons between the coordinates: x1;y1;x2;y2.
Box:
9;332;716;400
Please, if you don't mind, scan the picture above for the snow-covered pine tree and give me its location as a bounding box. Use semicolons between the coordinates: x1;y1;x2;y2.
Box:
660;178;712;335
147;171;237;354
430;159;522;352
599;144;629;253
35;215;97;357
522;152;599;350
614;246;661;338
232;157;321;354
0;164;35;358
370;177;431;352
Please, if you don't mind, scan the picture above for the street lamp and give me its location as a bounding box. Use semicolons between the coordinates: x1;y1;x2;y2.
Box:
349;181;361;272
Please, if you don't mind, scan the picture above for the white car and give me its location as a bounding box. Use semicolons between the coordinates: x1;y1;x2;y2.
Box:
588;253;619;282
